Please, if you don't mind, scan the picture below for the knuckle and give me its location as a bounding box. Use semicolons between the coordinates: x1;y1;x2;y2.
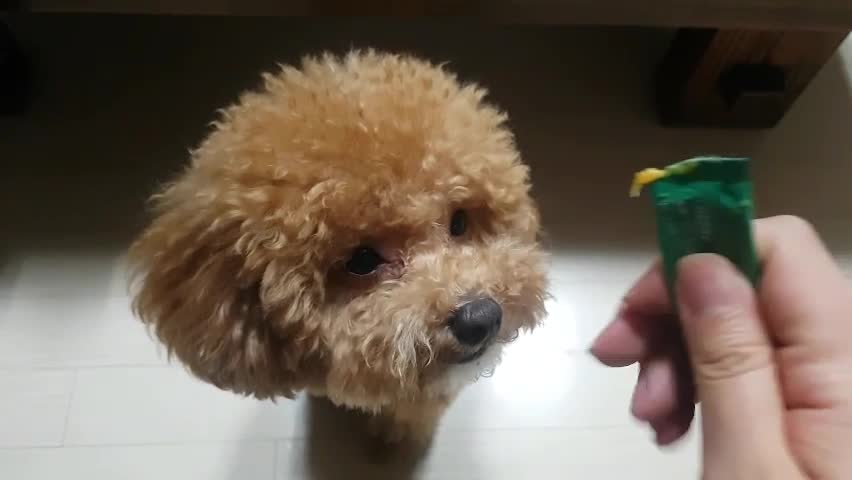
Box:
695;345;773;383
691;306;773;382
768;215;818;241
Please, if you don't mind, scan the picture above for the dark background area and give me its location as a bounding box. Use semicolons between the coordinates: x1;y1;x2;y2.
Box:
2;14;851;265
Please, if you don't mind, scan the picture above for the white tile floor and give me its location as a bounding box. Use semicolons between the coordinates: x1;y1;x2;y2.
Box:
2;18;852;479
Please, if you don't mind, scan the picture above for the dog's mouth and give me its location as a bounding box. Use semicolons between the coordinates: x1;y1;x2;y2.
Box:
455;342;492;364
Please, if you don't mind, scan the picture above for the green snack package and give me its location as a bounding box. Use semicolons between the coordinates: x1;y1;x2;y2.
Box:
630;156;760;293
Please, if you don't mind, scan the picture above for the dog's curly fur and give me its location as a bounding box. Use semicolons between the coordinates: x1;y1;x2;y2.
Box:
129;51;547;442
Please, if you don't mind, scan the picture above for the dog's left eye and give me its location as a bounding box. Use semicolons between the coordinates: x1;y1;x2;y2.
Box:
450;209;468;237
346;246;386;276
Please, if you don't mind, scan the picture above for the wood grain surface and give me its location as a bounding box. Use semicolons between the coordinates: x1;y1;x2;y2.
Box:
16;0;852;30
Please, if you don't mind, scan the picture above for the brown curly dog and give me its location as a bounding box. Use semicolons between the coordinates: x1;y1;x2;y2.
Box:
129;51;548;443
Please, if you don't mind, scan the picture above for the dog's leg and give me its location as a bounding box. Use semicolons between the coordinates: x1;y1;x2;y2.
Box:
369;398;450;445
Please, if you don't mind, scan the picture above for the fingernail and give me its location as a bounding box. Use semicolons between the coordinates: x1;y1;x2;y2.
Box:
676;254;744;319
588;328;609;355
655;422;687;447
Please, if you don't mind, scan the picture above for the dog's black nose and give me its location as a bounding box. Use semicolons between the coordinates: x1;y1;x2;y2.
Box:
448;298;502;346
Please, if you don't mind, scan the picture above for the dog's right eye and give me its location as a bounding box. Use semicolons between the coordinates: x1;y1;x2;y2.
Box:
450;209;468;237
346;246;386;276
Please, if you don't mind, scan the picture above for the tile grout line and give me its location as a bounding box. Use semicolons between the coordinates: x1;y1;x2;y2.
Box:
0;348;601;373
0;363;175;373
59;369;80;447
0;439;280;451
2;423;649;451
272;440;279;480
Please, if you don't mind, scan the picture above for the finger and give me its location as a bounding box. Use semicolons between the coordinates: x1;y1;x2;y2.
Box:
632;344;695;423
755;216;852;349
651;405;695;446
590;261;672;366
593;215;849;366
632;356;679;422
677;254;798;469
641;349;696;446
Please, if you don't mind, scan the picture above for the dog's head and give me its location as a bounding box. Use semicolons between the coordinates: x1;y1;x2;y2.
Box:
130;51;547;410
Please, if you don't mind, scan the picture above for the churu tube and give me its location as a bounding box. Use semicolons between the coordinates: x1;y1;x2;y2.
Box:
631;156;760;293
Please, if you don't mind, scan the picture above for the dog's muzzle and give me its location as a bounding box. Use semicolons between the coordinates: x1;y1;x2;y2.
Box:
448;297;502;362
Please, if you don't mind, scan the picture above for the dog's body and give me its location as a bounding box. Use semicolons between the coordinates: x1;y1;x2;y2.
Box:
130;51;547;442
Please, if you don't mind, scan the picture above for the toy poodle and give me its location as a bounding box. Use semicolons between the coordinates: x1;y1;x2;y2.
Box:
129;51;548;443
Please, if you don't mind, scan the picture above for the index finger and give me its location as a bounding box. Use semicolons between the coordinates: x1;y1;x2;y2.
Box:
590;259;672;367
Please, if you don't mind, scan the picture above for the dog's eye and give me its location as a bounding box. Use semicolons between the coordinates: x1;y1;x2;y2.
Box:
450;209;468;237
346;246;386;276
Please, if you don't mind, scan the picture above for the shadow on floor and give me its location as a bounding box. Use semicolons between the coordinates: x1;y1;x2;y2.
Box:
226;398;433;480
301;397;427;480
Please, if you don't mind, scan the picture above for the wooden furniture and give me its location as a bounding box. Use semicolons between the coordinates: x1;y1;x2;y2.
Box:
3;0;852;128
13;1;852;30
0;20;29;114
658;29;848;128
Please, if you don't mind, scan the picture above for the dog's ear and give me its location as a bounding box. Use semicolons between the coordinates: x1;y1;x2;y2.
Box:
129;178;317;399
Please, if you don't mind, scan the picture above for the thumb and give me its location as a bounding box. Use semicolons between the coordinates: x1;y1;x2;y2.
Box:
676;254;800;477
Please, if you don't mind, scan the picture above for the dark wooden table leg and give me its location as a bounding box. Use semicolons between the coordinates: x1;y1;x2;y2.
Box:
0;19;31;115
657;28;848;128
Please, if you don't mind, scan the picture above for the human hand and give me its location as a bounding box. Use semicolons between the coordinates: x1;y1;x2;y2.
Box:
591;216;852;479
